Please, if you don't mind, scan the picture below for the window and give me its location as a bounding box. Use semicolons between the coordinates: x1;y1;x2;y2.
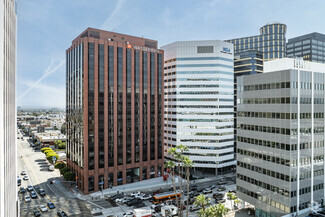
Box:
197;46;213;53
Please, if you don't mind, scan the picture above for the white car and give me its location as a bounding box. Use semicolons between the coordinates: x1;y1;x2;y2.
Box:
123;212;133;217
23;176;29;180
39;205;48;212
139;195;152;200
21;170;27;175
24;195;31;202
130;191;142;197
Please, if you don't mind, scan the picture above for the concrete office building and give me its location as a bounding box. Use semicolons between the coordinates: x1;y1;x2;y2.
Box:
227;23;287;60
237;58;325;217
287;33;325;63
162;41;236;175
66;28;164;194
0;0;17;216
233;51;263;151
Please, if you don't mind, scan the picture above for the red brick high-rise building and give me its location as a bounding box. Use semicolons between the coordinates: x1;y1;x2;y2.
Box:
66;28;164;194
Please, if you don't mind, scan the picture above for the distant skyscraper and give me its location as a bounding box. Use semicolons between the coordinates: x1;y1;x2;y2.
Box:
66;28;164;194
162;40;236;175
237;58;325;217
226;23;287;60
0;0;17;216
287;32;325;63
233;50;263;152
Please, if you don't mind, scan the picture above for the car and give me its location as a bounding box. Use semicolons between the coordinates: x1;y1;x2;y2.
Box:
30;190;38;199
133;202;145;208
57;211;68;216
17;177;21;186
47;202;55;209
27;185;33;191
123;212;134;217
130;191;141;197
215;198;226;204
39;189;46;196
21;170;27;175
34;211;41;217
139;195;152;200
210;185;217;190
197;187;204;192
190;185;197;191
19;187;26;194
39;205;48;212
217;187;226;192
203;188;212;194
190;205;200;211
126;198;142;206
217;181;227;185
110;194;123;200
24;195;31;202
213;193;224;199
23;175;29;180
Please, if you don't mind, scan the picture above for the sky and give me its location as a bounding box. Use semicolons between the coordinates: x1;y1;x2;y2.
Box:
17;0;325;108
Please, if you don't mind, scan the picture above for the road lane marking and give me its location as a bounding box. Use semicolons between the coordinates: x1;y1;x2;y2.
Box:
24;155;55;204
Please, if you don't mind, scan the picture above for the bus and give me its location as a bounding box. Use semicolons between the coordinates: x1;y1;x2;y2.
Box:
152;191;181;204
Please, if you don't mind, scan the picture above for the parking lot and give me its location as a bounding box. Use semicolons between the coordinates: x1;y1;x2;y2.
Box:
93;177;238;217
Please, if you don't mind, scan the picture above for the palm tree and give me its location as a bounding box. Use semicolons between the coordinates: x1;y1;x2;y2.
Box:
214;203;230;217
194;194;210;213
164;160;179;209
183;156;193;217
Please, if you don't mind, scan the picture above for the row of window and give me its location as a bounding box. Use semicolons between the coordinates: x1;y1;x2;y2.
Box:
172;57;233;62
237;148;290;166
164;137;233;143
173;131;233;136
164;124;234;131
237;136;291;151
287;39;325;48
239;81;325;91
237;186;290;213
164;105;233;109
175;77;233;82
164;64;233;70
165;91;233;96
292;169;324;182
237;173;290;197
166;143;234;150
182;151;233;157
239;97;325;105
238;111;325;119
165;98;233;102
237;161;289;182
164;84;233;89
165;118;234;122
164;111;233;116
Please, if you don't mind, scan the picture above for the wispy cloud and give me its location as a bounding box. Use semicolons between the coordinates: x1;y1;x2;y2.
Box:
18;59;65;101
100;0;126;30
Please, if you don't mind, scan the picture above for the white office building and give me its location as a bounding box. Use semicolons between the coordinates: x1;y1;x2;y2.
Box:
0;0;17;216
162;40;236;175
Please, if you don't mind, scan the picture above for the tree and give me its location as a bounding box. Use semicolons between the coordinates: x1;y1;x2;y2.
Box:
165;145;193;217
58;142;66;149
60;167;70;175
54;140;63;149
195;200;229;217
54;162;66;169
46;152;59;163
63;172;75;181
44;149;54;155
41;147;51;153
194;194;210;215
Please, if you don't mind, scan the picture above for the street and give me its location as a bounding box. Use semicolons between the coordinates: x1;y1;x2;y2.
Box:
17;131;92;217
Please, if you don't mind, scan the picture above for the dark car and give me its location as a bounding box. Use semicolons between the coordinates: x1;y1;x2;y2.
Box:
190;185;197;191
215;198;226;204
133;202;145;208
110;194;123;200
127;198;142;206
217;187;226;192
39;189;46;196
57;211;68;216
34;211;42;217
213;193;224;199
30;191;38;199
154;206;162;212
47;202;55;209
19;187;26;194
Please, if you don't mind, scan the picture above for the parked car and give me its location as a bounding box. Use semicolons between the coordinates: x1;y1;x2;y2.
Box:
57;211;68;216
213;193;224;199
217;187;226;192
47;202;55;209
33;211;41;217
126;198;142;206
203;188;212;194
30;190;38;199
110;194;123;200
215;198;226;204
217;181;227;185
130;191;141;197
39;189;46;196
133;202;146;208
39;205;48;212
21;170;27;175
19;187;26;194
190;205;200;211
23;176;29;180
24;195;31;202
17;177;21;186
139;195;152;200
123;212;133;217
27;185;33;191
